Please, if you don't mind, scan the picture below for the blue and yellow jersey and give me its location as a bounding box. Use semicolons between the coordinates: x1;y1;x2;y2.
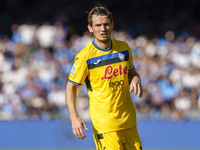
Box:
68;39;137;133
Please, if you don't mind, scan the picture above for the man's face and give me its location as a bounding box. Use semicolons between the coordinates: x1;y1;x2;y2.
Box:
88;15;114;44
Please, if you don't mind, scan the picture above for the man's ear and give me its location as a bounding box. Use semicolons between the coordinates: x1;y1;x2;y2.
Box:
111;22;114;30
87;24;93;33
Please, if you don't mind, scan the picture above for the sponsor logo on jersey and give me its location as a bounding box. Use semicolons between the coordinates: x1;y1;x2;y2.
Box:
94;59;101;65
70;65;76;75
109;80;124;92
101;65;128;80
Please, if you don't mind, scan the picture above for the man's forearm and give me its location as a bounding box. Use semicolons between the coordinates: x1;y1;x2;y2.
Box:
65;81;88;139
66;82;78;119
128;69;141;85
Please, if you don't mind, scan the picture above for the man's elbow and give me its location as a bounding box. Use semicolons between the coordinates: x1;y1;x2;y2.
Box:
66;81;78;92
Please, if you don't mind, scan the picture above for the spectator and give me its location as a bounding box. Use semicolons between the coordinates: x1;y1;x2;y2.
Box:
35;22;56;48
18;24;37;46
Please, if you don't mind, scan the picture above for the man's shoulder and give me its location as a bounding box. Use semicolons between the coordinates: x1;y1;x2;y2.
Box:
112;39;129;48
112;39;127;44
76;41;94;57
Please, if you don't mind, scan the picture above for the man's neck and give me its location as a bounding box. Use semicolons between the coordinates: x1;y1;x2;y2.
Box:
95;39;111;50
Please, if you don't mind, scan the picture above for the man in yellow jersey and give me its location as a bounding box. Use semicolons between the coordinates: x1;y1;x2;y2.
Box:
66;5;143;150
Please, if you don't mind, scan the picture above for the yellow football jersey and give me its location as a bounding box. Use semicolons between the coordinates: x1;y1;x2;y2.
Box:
68;39;137;133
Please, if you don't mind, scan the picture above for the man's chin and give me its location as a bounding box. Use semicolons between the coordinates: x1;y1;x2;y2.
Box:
99;38;110;43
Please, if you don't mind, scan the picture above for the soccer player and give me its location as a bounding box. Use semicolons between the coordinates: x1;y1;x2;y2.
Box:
66;5;143;150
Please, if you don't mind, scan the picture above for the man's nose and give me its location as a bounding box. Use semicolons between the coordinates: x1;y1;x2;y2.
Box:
100;25;106;31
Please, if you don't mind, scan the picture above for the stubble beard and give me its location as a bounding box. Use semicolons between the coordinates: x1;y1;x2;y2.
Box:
96;36;111;44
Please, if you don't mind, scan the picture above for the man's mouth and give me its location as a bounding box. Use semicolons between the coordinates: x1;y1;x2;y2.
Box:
101;33;107;38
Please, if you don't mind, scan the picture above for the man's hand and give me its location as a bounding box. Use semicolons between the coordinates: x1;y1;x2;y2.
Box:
128;69;143;98
129;75;143;98
71;116;89;139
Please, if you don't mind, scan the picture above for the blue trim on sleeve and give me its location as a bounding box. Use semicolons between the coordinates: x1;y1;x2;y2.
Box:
68;80;81;85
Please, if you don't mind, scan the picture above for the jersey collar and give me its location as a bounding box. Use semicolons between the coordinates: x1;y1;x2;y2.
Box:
92;40;112;51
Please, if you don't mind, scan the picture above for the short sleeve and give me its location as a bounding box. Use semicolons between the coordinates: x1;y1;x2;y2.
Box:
68;52;89;85
127;45;133;65
124;42;134;71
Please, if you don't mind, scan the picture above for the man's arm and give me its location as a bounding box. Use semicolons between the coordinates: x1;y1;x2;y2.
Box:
65;81;88;139
128;68;143;98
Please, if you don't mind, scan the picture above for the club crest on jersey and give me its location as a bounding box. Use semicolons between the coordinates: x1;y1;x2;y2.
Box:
118;53;125;61
70;65;76;75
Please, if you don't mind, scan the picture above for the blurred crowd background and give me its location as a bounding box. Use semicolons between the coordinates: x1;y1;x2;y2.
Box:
0;0;200;121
